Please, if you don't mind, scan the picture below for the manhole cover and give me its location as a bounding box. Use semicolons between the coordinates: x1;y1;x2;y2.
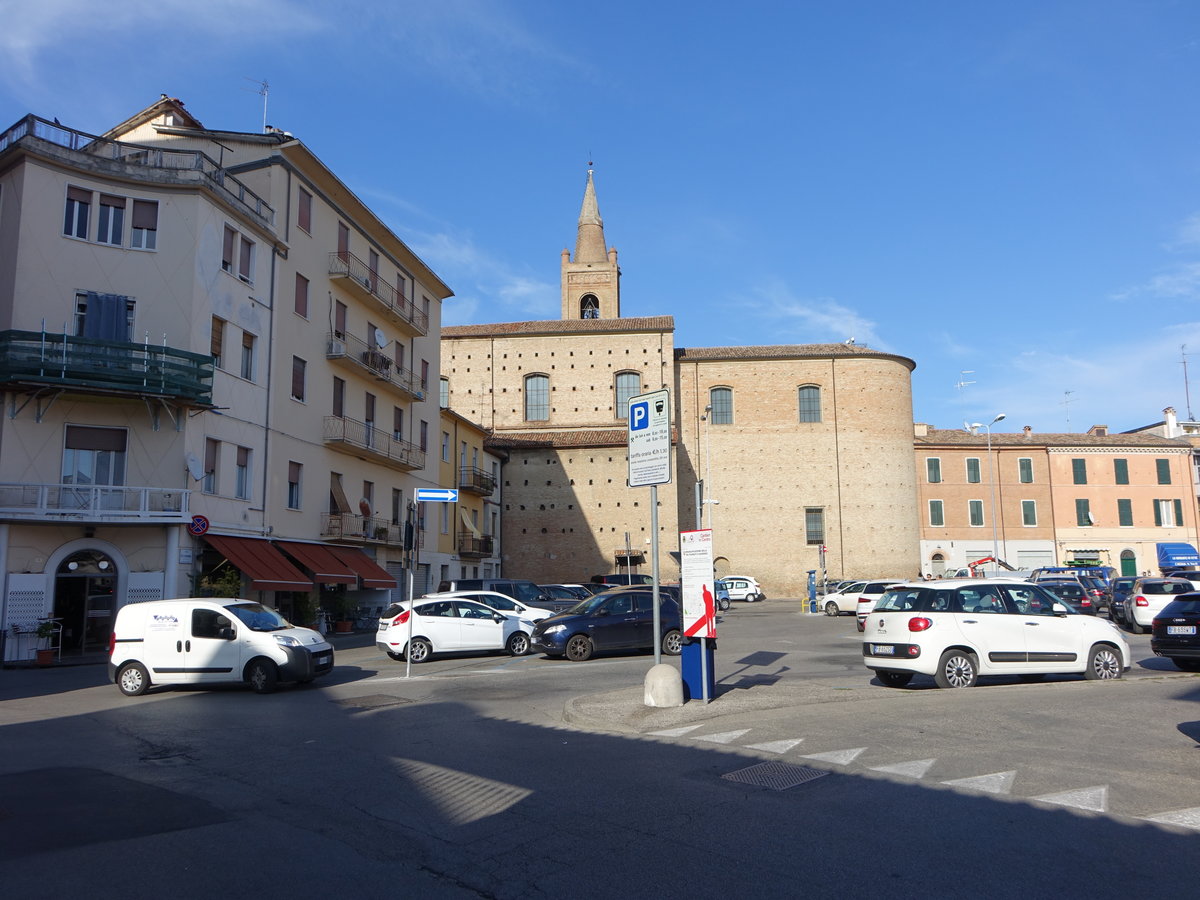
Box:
334;694;412;710
722;761;829;791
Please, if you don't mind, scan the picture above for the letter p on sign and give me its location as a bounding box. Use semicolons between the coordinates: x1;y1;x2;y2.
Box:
630;400;650;431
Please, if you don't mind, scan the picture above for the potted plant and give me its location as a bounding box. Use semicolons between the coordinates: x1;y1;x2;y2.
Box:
35;620;57;666
323;589;357;633
293;591;321;631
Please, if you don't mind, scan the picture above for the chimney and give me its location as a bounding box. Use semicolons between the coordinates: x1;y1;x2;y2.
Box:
914;423;929;437
1164;406;1179;437
1087;425;1108;436
1023;425;1032;440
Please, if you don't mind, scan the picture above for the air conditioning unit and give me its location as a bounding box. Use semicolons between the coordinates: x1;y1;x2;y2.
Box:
328;338;346;357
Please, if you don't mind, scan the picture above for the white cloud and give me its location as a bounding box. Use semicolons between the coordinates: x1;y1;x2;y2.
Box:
1112;263;1200;301
751;280;886;349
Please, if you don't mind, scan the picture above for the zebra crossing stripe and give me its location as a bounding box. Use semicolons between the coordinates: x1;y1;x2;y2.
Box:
647;725;704;737
1144;808;1200;830
1032;786;1108;812
801;747;866;766
745;738;804;754
693;729;752;744
940;771;1016;794
869;758;936;779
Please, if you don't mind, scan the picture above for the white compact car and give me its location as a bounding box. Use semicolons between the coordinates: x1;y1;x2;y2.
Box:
861;580;1129;688
1123;577;1195;634
420;589;557;622
376;596;536;662
854;580;907;631
718;576;764;602
823;581;865;616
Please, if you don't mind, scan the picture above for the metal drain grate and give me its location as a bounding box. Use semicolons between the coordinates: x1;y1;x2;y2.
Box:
334;694;413;710
722;761;829;791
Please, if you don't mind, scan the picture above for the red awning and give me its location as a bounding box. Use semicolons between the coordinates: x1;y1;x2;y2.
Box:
326;546;397;590
203;535;313;592
273;541;358;585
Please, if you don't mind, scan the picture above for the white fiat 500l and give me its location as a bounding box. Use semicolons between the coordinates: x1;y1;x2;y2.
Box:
862;580;1130;688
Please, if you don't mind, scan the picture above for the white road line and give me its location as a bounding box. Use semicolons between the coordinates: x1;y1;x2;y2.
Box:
802;747;866;766
941;771;1016;794
647;725;704;737
869;758;937;779
1144;807;1200;830
745;738;805;754
1032;786;1108;812
693;729;753;744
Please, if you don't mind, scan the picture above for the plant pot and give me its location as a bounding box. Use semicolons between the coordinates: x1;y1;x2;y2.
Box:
36;648;55;666
334;620;353;634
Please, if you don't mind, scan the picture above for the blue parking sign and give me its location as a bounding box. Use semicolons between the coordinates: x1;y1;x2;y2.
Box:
630;400;650;431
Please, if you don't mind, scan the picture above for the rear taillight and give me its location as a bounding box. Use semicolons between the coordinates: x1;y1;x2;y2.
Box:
908;617;933;632
392;610;410;625
1135;596;1149;607
1081;599;1092;608
108;631;116;656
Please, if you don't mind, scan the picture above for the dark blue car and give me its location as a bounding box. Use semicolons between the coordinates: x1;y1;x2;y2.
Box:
530;588;683;661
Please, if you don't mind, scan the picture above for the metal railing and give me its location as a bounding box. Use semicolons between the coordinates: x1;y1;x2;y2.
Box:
457;466;497;495
457;532;494;557
328;252;429;335
0;330;214;405
0;114;275;226
325;331;423;399
0;482;190;520
320;513;423;548
322;415;426;471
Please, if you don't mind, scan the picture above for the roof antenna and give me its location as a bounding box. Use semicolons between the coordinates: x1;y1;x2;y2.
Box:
243;78;269;133
1182;345;1194;421
1062;390;1075;431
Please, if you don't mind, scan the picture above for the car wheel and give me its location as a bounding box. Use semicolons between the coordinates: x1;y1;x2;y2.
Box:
1172;658;1200;672
934;650;978;689
1128;619;1147;635
824;601;840;617
506;632;531;656
117;662;150;697
246;659;279;694
1084;644;1122;680
662;629;682;656
405;638;432;663
565;634;593;661
876;670;913;688
718;597;731;611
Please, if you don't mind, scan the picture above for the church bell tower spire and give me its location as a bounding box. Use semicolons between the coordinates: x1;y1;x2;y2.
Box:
561;168;620;320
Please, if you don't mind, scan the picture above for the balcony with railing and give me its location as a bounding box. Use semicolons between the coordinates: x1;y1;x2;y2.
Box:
457;466;497;496
0;482;191;523
325;331;424;400
328;252;429;337
322;415;426;471
457;532;495;558
320;513;423;548
0;330;214;407
0;115;274;228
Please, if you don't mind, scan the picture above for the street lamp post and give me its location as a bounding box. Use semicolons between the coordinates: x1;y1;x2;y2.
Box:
975;413;1007;568
703;405;716;530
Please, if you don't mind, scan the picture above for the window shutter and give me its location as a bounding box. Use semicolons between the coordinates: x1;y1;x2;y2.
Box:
236;446;249;467
132;200;157;229
1175;499;1184;525
67;186;91;203
288;461;301;482
1154;501;1162;526
1157;458;1172;484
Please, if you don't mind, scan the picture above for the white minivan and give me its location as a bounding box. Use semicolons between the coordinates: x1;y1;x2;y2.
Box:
109;598;334;695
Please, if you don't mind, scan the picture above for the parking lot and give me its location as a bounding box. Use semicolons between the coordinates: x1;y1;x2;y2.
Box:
3;597;1199;896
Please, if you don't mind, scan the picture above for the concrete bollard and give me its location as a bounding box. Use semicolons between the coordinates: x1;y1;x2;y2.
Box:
644;663;684;708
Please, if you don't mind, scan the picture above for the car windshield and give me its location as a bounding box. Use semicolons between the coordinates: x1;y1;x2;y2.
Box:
564;593;611;615
1162;599;1200;615
227;602;290;632
482;595;519;612
510;582;543;604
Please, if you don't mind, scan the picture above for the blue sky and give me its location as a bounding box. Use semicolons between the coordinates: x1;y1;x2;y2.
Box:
3;0;1200;434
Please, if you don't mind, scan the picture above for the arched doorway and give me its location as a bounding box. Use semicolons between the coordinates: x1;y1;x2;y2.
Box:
930;553;946;577
54;549;117;654
713;556;731;579
1120;549;1137;577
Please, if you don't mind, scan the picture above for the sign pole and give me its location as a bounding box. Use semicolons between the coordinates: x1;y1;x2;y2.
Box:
405;500;417;679
651;484;661;666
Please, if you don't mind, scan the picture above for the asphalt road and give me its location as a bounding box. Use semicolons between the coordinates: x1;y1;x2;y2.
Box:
1;599;1197;899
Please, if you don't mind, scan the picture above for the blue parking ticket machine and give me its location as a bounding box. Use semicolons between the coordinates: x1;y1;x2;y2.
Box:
807;569;817;614
681;637;715;702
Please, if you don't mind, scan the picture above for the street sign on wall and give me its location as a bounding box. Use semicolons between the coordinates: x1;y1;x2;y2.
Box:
679;528;716;639
627;388;672;487
415;488;459;503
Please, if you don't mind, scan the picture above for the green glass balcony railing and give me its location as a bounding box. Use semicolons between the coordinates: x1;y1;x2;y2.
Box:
0;330;214;405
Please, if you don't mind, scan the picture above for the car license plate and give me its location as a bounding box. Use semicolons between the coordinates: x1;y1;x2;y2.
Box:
1167;626;1196;635
872;644;894;656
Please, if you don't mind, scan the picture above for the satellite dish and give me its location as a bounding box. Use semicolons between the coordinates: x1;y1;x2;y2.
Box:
359;497;372;517
185;452;204;481
372;327;389;349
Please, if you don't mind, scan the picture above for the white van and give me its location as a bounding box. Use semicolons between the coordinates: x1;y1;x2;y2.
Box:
108;598;334;696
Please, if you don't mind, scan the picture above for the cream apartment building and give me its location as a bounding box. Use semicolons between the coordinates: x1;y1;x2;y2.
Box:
0;97;452;659
915;423;1200;577
443;171;921;595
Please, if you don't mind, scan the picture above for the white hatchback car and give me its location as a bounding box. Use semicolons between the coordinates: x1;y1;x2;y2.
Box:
862;580;1130;688
854;580;907;631
376;596;537;662
719;576;764;602
421;589;557;622
823;581;866;616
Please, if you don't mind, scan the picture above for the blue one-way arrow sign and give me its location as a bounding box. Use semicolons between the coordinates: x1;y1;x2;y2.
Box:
415;488;459;503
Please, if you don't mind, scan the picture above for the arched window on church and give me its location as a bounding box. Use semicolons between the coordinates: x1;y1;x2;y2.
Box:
524;374;550;421
580;294;600;319
614;371;641;420
798;384;822;423
709;387;733;424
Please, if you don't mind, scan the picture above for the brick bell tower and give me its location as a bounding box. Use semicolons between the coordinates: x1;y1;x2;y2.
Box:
560;168;620;320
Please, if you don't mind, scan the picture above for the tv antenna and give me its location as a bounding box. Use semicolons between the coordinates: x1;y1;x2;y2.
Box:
1062;390;1076;431
243;78;269;133
1182;345;1194;421
955;370;975;392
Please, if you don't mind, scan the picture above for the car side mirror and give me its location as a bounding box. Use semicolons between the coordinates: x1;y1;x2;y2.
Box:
493;614;505;624
596;608;609;616
1052;603;1068;615
218;626;235;640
